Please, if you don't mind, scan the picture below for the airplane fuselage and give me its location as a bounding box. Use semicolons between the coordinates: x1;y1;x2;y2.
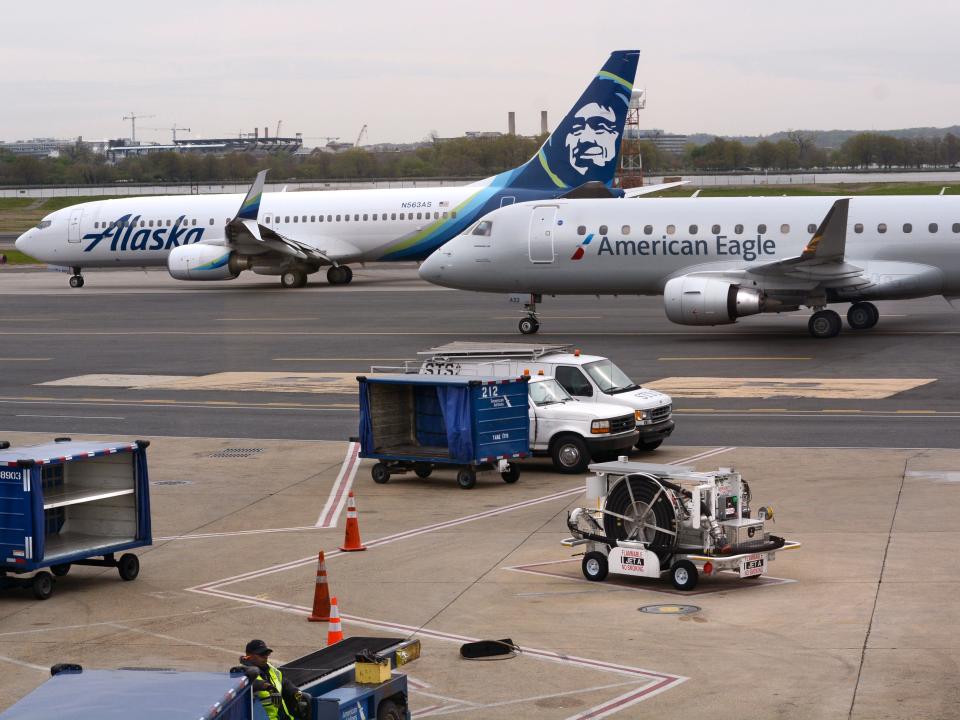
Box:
421;196;960;300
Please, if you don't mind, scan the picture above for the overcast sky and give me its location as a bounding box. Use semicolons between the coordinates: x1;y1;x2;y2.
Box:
4;0;959;145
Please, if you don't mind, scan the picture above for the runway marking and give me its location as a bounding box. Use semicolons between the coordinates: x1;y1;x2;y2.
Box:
105;622;239;657
41;372;360;395
0;397;356;412
155;526;321;541
0;654;47;672
316;441;361;528
645;377;936;399
658;356;811;361
274;357;410;361
0;357;51;361
16;414;125;420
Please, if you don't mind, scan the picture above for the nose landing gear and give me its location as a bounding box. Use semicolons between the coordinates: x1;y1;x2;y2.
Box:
518;293;542;335
68;267;84;289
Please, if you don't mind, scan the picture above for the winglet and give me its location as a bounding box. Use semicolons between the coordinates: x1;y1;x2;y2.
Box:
236;169;268;221
802;198;850;260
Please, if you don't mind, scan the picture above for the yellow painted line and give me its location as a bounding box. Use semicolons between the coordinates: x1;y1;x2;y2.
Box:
746;408;788;412
658;357;812;361
895;410;937;414
273;358;409;361
822;409;862;413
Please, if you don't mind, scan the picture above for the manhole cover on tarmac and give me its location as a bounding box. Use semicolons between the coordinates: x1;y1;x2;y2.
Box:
639;604;701;615
207;448;264;458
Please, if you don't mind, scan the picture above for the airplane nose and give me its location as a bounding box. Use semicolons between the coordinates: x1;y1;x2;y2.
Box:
418;251;447;284
15;231;31;252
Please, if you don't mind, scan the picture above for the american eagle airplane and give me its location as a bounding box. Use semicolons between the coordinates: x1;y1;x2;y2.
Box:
418;194;960;338
16;50;679;289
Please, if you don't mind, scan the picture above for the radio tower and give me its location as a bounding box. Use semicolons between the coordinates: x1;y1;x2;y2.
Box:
618;89;646;189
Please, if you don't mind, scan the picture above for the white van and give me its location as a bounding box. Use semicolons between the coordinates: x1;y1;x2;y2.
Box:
419;343;674;451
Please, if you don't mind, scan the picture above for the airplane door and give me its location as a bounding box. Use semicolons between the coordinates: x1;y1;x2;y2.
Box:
67;208;84;243
528;206;557;263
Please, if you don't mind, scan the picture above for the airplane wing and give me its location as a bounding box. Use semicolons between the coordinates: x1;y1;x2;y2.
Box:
744;198;872;290
622;180;689;198
224;170;360;264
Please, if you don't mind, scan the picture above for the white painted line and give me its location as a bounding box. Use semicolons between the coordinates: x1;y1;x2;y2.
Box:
106;623;239;656
17;414;125;420
316;441;360;528
156;526;320;542
0;654;47;672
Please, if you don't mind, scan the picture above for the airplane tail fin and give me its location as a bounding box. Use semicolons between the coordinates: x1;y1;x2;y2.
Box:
507;50;639;191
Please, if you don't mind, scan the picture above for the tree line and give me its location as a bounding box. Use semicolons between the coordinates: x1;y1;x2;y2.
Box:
1;130;959;186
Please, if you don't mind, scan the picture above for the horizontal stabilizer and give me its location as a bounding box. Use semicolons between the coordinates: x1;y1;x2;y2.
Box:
562;181;618;199
622;180;690;198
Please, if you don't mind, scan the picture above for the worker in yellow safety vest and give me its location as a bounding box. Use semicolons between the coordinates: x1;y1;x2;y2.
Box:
239;639;306;720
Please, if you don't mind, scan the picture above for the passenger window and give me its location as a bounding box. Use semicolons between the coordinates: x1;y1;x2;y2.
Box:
903;223;912;233
285;216;290;223
666;224;676;235
336;215;341;221
302;215;307;222
599;225;608;235
854;223;863;233
209;219;214;225
758;224;767;234
954;223;960;233
929;223;938;233
442;212;449;219
734;224;743;234
711;224;720;234
780;224;790;234
293;216;298;223
372;214;377;221
345;215;350;222
354;214;359;221
167;219;172;227
451;211;458;218
807;223;816;233
555;366;593;397
363;214;368;221
643;225;653;235
400;213;405;220
622;225;631;235
148;220;154;228
327;215;332;222
319;215;324;222
310;215;315;222
472;220;493;236
577;226;586;236
434;212;439;219
140;221;146;227
689;224;697;234
192;219;196;226
878;223;887;233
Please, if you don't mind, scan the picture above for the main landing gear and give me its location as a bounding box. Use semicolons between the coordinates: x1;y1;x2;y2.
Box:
807;301;879;338
280;268;308;288
68;267;84;288
327;265;353;285
518;293;542;335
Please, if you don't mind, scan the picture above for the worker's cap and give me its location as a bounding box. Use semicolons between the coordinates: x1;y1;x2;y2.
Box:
245;639;273;656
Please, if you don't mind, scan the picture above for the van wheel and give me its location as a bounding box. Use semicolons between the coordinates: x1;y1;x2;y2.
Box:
551;435;589;474
32;571;54;600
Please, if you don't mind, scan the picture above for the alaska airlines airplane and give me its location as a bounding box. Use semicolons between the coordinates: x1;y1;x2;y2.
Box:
16;50;677;289
418;195;960;338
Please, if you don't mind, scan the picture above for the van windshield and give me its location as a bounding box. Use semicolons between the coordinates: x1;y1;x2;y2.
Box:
583;360;638;394
528;379;572;405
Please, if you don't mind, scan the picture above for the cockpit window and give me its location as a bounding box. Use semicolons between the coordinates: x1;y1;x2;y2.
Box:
35;220;52;229
471;220;493;236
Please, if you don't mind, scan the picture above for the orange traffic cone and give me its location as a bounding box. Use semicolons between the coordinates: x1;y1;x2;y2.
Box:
307;550;332;623
339;491;367;552
326;596;344;645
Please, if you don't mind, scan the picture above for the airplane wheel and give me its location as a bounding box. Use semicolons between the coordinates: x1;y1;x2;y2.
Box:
808;310;842;339
847;302;879;330
69;276;84;288
327;266;353;285
518;316;540;335
281;269;307;288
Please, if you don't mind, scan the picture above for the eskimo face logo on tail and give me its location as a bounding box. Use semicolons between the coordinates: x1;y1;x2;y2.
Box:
565;104;619;176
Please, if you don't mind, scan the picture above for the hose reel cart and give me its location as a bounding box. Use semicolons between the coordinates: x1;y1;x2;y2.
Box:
563;460;800;590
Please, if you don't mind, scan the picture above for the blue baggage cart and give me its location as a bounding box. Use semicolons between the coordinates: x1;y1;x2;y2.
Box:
357;374;530;489
0;437;152;600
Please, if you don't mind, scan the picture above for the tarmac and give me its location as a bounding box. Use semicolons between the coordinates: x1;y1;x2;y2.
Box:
1;266;959;718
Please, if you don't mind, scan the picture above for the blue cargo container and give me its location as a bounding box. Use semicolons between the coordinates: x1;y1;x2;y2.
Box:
357;374;530;489
0;437;151;599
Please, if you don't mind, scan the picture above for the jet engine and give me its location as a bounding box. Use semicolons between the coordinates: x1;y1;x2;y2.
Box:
663;276;765;326
167;244;251;281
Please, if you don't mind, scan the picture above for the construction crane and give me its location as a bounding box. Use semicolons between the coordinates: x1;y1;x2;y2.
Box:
144;124;191;143
122;112;155;143
355;124;368;147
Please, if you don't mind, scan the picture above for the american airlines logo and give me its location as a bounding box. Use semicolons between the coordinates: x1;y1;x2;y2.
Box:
570;233;594;260
83;214;206;253
572;232;779;262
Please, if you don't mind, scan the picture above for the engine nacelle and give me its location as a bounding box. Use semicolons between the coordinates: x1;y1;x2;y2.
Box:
664;276;765;326
167;244;250;281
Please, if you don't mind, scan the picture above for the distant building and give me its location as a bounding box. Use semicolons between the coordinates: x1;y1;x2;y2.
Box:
629;129;689;155
103;134;303;161
0;138;77;157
